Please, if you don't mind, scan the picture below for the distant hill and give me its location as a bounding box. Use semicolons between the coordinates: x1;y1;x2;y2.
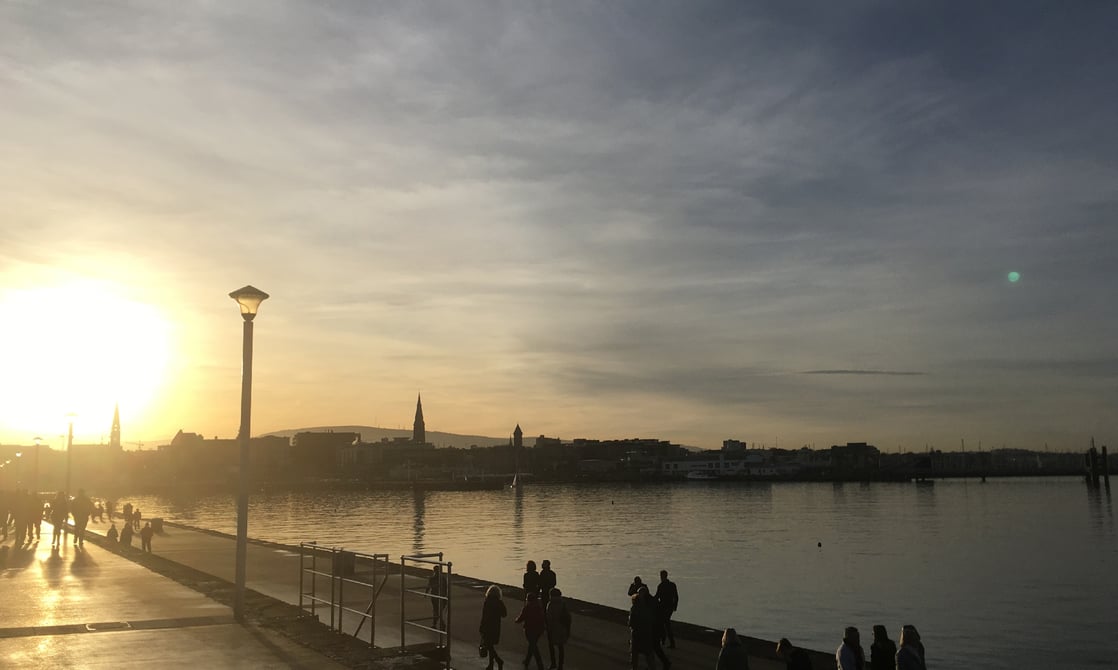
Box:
263;425;510;449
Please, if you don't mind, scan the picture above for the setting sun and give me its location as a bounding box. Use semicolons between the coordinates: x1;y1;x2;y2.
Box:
0;280;172;442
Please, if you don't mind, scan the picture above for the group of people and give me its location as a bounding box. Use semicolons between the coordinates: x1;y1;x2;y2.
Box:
477;559;573;670
1;490;154;554
627;571;679;670
834;624;926;670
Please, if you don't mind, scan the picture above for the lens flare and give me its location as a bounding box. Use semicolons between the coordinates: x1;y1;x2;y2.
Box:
1007;271;1020;283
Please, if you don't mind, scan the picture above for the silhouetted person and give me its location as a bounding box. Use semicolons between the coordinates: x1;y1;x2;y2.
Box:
32;497;43;540
627;575;644;597
539;559;557;606
654;569;679;648
94;502;104;522
523;560;541;598
836;626;865;670
133;507;142;531
140;521;154;553
545;587;571;670
776;638;812;670
71;489;93;547
896;625;925;670
50;491;68;548
480;585;507;670
106;499;115;522
120;521;133;548
629;586;670;670
717;627;749;669
107;523;119;543
869;625;895;670
13;490;29;545
425;564;448;628
515;591;546;670
123;502;133;529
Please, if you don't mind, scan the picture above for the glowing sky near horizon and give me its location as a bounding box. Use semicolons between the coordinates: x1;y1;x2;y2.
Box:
1;2;1116;450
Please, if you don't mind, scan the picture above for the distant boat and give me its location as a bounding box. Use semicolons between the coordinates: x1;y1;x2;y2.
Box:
686;471;720;481
508;471;522;490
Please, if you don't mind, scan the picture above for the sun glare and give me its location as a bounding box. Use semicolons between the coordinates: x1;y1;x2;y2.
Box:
0;281;172;442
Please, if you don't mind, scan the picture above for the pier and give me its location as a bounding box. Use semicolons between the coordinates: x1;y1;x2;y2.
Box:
3;517;833;668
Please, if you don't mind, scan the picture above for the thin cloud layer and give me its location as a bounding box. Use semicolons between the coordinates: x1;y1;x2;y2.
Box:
1;1;1116;449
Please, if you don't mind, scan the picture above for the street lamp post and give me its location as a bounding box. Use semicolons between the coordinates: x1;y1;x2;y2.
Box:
66;420;74;498
32;437;41;495
229;285;269;623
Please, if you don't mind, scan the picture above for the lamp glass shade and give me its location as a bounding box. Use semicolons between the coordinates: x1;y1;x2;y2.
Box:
229;285;270;319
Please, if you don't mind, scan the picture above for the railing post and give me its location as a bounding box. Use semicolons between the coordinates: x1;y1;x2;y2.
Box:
298;543;305;613
338;549;345;633
400;555;406;649
310;542;317;617
329;548;336;630
444;560;453;667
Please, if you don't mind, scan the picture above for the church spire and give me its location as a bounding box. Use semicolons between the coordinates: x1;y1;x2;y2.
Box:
110;403;121;451
413;393;426;445
513;424;523;449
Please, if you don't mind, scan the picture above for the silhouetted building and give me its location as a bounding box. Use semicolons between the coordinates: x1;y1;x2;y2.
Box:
413;394;426;445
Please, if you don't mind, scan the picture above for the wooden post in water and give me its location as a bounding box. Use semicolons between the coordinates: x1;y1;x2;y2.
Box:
1086;443;1100;487
1102;446;1110;490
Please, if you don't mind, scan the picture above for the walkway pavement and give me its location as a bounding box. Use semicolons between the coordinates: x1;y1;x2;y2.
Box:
80;516;833;669
0;522;349;669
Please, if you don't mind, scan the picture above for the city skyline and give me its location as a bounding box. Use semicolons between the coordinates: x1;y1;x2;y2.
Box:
2;3;1116;450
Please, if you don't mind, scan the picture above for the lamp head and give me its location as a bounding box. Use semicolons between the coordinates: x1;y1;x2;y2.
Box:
33;437;42;447
229;285;270;321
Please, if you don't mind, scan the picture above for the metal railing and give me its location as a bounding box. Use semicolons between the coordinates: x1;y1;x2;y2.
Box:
298;541;390;647
401;552;453;668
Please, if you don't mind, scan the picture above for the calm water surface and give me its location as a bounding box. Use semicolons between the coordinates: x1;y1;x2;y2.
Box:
126;478;1117;669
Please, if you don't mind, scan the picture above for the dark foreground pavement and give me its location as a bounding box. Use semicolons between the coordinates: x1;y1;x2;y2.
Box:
73;516;833;669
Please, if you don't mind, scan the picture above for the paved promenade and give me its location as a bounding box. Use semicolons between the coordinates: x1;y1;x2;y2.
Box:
0;521;349;669
79;516;833;669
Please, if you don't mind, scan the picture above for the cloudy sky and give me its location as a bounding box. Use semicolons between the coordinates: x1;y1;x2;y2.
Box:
2;1;1116;451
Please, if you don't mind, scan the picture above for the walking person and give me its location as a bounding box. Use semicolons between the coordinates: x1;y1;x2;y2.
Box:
479;585;507;670
107;522;119;543
716;627;749;669
654;569;679;648
70;489;93;547
869;625;896;670
140;521;154;553
629;586;671;669
425;564;448;629
50;491;68;549
539;559;557;607
836;626;865;670
545;587;572;670
523;560;541;598
515;591;546;670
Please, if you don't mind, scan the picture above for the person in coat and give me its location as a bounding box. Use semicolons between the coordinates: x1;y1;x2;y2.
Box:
479;585;507;670
775;638;812;670
716;627;749;669
896;625;926;670
515;591;547;670
869;625;896;670
523;560;541;598
654;569;679;649
629;586;671;669
545;587;572;670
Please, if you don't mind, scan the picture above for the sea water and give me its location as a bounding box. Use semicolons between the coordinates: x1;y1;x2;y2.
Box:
124;477;1117;669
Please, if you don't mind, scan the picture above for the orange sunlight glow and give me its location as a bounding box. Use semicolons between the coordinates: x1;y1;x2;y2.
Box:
0;281;173;443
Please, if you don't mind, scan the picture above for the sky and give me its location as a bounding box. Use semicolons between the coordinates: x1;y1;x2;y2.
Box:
2;1;1117;451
